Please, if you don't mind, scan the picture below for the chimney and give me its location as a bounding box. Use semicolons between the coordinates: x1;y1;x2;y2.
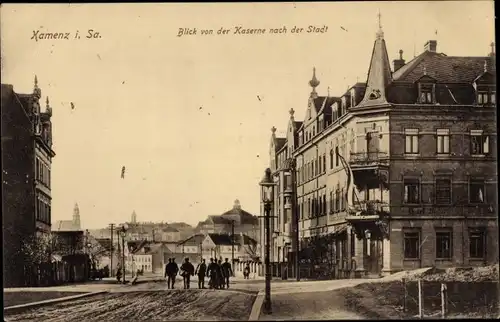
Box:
393;49;406;72
424;40;437;53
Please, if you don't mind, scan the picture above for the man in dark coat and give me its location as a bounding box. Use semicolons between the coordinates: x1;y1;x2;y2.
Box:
165;258;179;289
206;258;218;289
195;258;207;289
180;258;195;289
221;258;233;289
216;259;224;289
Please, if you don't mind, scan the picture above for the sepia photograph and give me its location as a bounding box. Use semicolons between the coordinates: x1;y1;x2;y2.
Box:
1;1;498;320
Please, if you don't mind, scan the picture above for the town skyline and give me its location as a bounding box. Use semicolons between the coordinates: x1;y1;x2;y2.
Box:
1;1;494;229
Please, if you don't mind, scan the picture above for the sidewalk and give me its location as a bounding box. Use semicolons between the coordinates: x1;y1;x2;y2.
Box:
4;274;163;293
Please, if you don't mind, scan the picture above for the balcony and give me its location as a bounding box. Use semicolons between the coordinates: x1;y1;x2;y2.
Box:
348;152;389;190
349;151;389;167
346;200;390;238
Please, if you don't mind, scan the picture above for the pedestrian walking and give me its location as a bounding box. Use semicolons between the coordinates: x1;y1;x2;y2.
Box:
221;258;233;289
243;263;250;279
180;258;195;289
165;258;179;289
216;259;224;289
207;258;217;289
195;259;207;289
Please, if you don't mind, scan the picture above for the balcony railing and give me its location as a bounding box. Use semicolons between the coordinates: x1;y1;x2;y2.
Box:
348;200;390;216
349;151;389;165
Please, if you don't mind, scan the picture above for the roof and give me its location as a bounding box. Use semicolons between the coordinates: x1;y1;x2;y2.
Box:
209;215;233;225
357;34;392;107
275;137;287;152
220;201;258;225
133;242;167;255
207;233;257;246
162;226;179;233
54;220;80;232
392;51;494;83
178;233;206;246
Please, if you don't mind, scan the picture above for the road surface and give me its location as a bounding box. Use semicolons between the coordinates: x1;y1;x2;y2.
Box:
4;290;257;322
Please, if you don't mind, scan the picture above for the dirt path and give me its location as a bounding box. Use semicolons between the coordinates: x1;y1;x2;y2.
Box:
259;290;364;320
4;290;257;321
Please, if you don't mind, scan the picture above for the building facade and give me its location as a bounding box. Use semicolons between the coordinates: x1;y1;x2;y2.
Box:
196;199;261;246
264;23;497;278
2;77;56;287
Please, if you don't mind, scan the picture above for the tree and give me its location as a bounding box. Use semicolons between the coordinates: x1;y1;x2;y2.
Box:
20;233;60;265
242;242;260;262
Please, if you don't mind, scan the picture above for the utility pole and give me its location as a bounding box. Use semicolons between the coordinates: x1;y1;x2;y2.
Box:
109;223;115;277
231;220;235;276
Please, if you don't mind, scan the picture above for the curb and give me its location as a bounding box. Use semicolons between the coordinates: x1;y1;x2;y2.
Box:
4;291;108;314
248;290;265;321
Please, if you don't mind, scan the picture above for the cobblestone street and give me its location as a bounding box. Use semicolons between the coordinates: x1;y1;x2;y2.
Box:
4;289;257;321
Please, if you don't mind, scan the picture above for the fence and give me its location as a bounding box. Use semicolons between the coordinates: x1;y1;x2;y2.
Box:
400;279;498;318
23;261;89;287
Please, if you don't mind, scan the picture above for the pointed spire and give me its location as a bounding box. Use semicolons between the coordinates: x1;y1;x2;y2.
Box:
358;13;392;107
376;9;384;39
33;75;41;99
309;67;320;98
327;86;330;97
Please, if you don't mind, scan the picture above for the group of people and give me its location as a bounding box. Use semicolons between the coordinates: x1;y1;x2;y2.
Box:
164;257;234;290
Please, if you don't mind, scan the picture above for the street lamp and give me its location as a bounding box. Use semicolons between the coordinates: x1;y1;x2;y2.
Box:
119;223;128;284
365;229;371;257
259;168;276;315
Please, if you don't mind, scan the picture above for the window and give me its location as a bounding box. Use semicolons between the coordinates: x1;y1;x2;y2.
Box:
491;92;496;104
335;146;339;167
436;230;452;259
469;179;485;203
469;229;486;259
470;130;489;155
404;230;420;259
436;129;450;154
322;195;326;215
322;155;326;173
435;178;451;204
420;90;432;103
330;149;334;169
477;91;489;105
404;129;419;154
404;179;420;204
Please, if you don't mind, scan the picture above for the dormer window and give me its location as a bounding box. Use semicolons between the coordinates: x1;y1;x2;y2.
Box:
332;103;338;121
417;76;437;104
477;90;495;105
350;89;356;107
477;91;488;104
341;97;346;116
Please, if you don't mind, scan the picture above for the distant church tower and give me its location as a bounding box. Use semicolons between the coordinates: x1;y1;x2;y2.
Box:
131;210;137;224
73;202;81;229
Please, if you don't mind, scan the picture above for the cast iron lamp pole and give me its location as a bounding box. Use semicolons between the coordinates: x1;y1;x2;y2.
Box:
259;168;276;315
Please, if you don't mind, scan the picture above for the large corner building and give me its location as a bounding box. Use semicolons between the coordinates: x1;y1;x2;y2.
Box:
262;22;497;278
2;77;56;286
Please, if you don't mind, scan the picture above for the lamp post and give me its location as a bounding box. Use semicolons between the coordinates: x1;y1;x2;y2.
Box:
119;224;128;284
259;168;276;315
365;229;371;257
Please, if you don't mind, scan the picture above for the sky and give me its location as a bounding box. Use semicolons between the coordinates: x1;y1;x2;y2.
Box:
1;2;495;229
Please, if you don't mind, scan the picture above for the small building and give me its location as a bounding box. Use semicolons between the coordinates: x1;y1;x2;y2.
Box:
201;232;259;263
